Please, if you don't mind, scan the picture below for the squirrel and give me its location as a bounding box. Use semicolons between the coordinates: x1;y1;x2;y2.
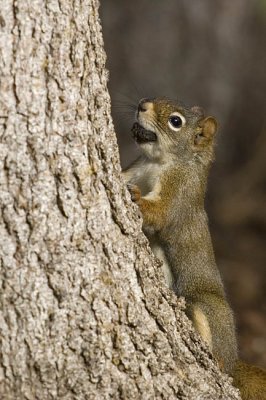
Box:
122;97;266;400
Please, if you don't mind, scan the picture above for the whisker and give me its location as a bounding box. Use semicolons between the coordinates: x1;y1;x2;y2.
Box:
112;104;136;111
112;90;138;108
112;109;135;124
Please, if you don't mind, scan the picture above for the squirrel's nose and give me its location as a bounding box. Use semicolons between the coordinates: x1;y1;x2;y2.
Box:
138;98;153;113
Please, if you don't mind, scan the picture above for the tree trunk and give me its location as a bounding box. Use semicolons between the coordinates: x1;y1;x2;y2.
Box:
0;0;240;398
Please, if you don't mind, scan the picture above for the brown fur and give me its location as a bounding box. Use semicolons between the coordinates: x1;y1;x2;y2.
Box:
233;361;266;400
123;97;266;398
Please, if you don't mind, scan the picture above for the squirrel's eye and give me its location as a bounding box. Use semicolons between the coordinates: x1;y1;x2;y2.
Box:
168;112;186;131
169;116;182;128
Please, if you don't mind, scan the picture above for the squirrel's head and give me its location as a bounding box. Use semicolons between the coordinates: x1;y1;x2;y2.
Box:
132;97;217;165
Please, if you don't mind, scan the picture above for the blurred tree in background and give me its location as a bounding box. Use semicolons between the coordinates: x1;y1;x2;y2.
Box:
101;0;266;368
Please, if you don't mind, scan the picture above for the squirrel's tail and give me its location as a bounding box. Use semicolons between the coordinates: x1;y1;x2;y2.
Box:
233;360;266;400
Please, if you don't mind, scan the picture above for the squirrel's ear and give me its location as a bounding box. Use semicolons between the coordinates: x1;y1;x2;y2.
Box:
194;117;217;146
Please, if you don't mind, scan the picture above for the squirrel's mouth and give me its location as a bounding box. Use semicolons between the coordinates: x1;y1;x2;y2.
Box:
131;122;157;143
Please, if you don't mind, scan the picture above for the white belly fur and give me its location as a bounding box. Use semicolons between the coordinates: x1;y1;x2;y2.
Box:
150;242;173;288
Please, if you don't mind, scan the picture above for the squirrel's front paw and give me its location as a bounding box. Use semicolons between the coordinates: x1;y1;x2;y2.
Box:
127;184;141;202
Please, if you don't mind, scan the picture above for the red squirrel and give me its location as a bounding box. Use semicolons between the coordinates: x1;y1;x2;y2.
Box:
123;97;266;400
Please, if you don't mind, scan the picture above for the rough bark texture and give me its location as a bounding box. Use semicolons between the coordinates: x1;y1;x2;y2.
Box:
0;0;241;399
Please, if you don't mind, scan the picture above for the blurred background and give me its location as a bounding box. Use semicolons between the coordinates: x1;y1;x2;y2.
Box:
101;0;266;367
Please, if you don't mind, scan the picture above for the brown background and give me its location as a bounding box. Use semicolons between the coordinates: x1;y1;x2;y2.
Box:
101;0;266;368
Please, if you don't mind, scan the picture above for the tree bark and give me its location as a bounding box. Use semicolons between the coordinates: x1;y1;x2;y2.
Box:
0;0;240;399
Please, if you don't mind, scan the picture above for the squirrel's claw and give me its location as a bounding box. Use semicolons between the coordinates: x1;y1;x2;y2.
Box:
127;184;141;202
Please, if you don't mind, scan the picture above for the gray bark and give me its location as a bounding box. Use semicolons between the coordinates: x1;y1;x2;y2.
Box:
0;0;241;399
